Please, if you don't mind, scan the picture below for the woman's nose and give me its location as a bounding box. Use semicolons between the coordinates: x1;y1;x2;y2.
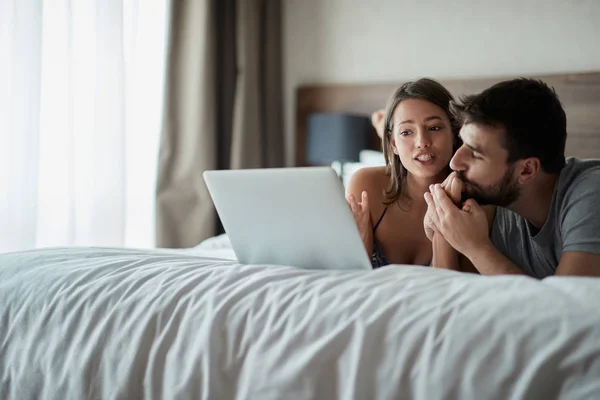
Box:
415;130;432;148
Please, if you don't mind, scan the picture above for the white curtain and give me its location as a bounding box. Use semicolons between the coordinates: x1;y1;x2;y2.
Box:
0;0;168;252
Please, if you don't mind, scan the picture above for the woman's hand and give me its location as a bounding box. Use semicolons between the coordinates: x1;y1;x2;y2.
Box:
347;191;373;252
424;171;462;241
440;171;463;205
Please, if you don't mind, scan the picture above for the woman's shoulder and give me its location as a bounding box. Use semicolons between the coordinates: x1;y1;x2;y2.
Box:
346;166;388;206
347;166;388;189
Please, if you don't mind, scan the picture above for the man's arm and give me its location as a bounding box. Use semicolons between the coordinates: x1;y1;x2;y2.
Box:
431;231;482;274
556;252;600;277
554;172;600;277
465;241;526;275
426;184;527;276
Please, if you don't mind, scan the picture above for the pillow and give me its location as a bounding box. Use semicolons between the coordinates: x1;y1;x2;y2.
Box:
333;150;386;188
359;150;385;166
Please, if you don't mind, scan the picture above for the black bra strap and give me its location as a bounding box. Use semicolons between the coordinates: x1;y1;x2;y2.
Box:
373;206;388;232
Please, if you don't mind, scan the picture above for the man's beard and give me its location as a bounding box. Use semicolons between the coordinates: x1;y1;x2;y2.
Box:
457;166;521;207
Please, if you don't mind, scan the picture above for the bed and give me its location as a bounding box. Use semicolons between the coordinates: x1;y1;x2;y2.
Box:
2;71;600;399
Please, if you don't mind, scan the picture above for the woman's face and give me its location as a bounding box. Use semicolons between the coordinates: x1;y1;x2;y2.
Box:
389;98;454;179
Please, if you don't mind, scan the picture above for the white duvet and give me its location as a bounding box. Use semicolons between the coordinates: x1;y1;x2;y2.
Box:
1;242;600;400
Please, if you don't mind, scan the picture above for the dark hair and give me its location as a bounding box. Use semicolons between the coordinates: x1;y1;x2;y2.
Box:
382;78;460;205
451;78;567;173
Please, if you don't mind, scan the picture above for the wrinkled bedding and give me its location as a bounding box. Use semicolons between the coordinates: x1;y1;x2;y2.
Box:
1;244;599;399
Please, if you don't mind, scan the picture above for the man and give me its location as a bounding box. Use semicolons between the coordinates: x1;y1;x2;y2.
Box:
424;78;600;278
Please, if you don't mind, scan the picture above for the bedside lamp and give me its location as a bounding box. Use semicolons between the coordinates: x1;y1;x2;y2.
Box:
306;113;372;179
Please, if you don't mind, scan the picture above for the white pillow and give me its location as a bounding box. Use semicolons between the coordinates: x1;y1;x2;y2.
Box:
331;151;385;188
359;150;385;166
339;162;366;187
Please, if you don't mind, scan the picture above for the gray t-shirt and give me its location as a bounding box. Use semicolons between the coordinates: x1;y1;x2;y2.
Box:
490;157;600;278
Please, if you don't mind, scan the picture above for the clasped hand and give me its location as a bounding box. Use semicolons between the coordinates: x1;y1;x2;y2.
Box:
423;172;489;256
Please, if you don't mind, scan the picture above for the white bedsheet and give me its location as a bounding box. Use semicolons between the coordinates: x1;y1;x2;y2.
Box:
1;246;599;399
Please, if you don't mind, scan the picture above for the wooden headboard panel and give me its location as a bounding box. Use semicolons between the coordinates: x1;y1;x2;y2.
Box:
296;72;600;166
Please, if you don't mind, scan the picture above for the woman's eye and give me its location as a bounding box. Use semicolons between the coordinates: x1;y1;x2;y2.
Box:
399;131;412;136
471;151;481;160
429;126;441;131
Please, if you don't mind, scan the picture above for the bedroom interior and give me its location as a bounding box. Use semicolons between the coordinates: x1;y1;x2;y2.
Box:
297;72;600;184
2;0;600;399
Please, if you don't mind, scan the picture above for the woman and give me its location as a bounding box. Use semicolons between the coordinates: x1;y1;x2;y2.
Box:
346;78;464;268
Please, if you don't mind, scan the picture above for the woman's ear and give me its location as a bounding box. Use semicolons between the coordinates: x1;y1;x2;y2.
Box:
388;133;399;155
517;157;541;184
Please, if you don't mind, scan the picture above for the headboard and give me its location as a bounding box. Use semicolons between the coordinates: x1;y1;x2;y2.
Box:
295;72;600;166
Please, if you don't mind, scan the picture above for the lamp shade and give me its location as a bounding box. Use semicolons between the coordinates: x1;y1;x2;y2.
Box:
306;113;372;165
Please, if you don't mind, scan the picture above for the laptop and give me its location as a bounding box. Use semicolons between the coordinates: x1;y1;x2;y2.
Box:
203;167;372;270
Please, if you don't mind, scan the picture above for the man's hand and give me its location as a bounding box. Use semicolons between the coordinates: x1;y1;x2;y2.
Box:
424;184;489;257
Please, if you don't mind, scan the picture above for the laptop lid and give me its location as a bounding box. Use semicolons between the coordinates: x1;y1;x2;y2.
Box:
203;167;372;270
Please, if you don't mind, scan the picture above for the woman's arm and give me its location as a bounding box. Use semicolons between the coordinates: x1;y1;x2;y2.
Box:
346;167;381;256
427;172;463;270
432;233;460;270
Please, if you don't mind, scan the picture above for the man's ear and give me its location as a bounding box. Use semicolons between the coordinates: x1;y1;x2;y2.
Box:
516;157;541;184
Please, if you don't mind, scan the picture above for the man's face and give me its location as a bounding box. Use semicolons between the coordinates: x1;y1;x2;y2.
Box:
450;123;521;206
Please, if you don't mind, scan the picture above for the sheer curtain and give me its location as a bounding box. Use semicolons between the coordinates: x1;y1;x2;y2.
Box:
0;0;168;253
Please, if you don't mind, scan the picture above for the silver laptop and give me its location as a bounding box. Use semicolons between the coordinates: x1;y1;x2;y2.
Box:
203;167;372;270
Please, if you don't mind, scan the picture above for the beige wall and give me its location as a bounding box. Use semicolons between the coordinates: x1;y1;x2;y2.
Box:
283;0;600;166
